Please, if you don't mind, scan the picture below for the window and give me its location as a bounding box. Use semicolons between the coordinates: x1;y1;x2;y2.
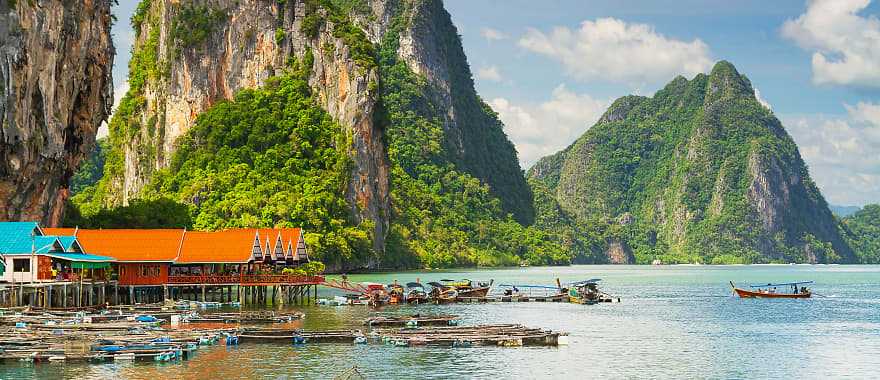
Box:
13;258;30;272
139;265;160;277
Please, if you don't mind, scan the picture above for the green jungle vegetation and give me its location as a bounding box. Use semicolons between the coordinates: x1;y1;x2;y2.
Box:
376;5;568;268
67;1;878;269
68;0;567;269
70;138;108;194
528;62;854;265
841;205;880;264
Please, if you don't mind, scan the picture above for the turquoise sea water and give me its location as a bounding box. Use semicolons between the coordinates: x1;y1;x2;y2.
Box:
3;265;879;379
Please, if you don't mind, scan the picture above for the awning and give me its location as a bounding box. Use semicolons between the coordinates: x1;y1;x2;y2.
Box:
45;252;114;269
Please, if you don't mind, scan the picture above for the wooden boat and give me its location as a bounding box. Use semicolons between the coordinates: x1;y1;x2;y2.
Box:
427;282;458;304
730;281;812;299
568;279;615;304
386;283;405;304
405;282;428;304
441;279;493;299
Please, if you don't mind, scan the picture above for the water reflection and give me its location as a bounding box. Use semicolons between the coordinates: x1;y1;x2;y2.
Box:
1;265;878;379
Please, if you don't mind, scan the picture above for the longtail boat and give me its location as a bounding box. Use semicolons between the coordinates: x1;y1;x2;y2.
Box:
568;279;615;304
427;282;458;304
730;281;812;298
441;279;493;299
387;283;405;304
496;279;568;301
405;282;428;304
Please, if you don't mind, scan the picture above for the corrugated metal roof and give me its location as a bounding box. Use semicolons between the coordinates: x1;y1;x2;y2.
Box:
0;222;41;254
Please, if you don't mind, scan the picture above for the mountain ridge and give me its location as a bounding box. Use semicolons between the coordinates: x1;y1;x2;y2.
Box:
529;61;854;264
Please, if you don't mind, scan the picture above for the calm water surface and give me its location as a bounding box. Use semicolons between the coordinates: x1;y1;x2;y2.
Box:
3;265;879;379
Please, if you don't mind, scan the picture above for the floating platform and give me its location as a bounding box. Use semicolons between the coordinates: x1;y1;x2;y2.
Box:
457;294;568;303
363;314;459;327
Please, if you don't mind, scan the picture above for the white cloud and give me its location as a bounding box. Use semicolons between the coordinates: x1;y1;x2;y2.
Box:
518;17;713;85
489;85;610;167
782;102;880;205
480;27;507;42
781;0;880;87
754;88;772;110
97;80;130;138
476;65;503;82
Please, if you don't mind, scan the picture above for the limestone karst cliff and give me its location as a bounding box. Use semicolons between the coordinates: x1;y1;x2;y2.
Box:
0;0;114;226
74;0;539;268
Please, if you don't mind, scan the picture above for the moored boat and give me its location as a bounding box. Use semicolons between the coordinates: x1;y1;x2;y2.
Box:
405;282;428;304
427;282;458;304
387;283;405;304
441;279;493;299
730;281;812;298
568;279;615;304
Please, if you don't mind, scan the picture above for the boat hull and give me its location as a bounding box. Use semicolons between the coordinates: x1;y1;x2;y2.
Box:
733;288;811;299
455;286;490;299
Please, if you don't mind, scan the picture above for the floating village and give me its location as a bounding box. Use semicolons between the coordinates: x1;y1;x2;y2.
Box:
0;221;628;367
0;221;814;371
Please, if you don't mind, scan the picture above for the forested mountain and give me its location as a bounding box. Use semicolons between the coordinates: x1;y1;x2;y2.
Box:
529;61;855;264
840;205;880;264
68;0;560;270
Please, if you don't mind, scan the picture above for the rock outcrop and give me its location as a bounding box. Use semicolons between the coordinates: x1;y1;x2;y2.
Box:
0;0;114;225
91;0;533;261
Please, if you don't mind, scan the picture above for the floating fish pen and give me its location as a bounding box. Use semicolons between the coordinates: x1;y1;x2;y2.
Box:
0;321;232;363
187;310;304;324
376;324;567;347
233;323;567;348
363;314;460;327
236;328;359;344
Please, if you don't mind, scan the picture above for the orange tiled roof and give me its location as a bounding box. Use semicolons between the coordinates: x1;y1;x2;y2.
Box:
44;228;185;262
176;229;259;264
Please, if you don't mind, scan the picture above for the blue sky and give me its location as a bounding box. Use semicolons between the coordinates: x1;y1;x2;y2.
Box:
109;1;880;206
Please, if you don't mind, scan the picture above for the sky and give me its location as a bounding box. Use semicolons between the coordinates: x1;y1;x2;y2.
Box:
108;0;880;206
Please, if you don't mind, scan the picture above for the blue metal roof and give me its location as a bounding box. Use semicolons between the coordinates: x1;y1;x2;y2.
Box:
0;222;85;255
0;222;41;254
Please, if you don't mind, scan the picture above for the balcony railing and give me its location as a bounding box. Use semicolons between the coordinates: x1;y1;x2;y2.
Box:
167;274;324;285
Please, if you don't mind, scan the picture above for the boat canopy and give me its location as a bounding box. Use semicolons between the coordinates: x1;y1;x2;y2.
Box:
405;282;424;288
570;279;602;286
427;282;445;288
748;281;813;288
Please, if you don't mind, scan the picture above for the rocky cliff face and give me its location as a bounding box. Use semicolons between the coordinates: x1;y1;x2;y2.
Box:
0;0;114;225
100;0;390;252
92;0;533;259
530;61;854;264
392;0;534;223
